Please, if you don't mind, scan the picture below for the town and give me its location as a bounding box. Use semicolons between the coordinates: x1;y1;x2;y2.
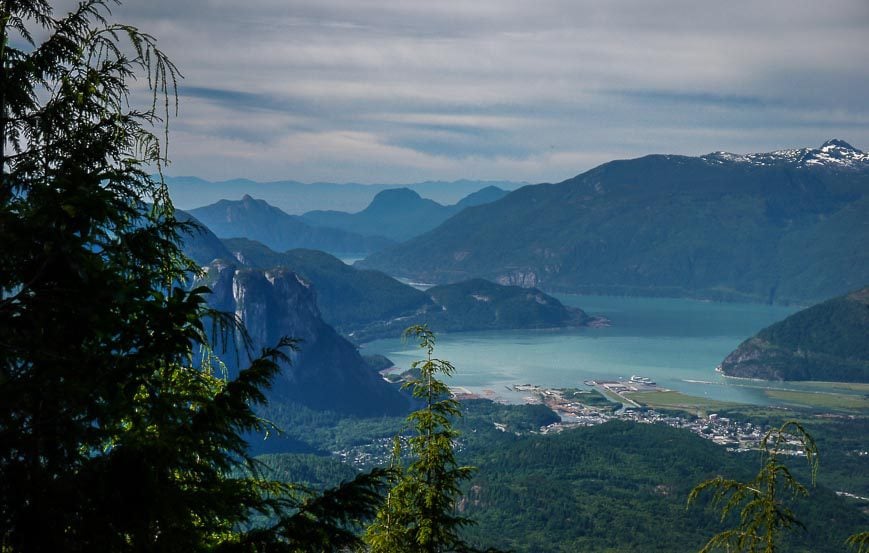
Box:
333;379;812;468
511;381;798;455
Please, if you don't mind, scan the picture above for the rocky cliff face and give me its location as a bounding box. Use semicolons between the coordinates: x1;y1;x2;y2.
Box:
203;261;408;415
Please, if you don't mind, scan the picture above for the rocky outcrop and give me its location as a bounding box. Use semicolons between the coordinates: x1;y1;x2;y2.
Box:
204;261;408;415
496;271;539;288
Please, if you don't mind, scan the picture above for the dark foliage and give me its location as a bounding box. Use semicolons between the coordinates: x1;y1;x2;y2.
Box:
0;2;386;550
366;326;484;552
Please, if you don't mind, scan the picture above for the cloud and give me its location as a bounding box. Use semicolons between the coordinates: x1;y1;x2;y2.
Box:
83;0;869;183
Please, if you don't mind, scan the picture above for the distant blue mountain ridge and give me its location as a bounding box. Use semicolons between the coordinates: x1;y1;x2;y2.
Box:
166;176;525;214
301;185;509;242
187;185;510;252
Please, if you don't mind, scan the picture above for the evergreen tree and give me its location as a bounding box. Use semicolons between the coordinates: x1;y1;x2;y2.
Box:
847;531;869;553
687;420;819;553
0;1;383;551
365;325;479;553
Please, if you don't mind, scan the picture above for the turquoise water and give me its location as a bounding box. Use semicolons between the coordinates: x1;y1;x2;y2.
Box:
362;295;805;405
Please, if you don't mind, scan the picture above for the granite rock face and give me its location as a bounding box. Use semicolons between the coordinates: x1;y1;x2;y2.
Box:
204;261;408;415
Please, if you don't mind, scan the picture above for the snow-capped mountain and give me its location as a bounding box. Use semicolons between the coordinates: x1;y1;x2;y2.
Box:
703;139;869;170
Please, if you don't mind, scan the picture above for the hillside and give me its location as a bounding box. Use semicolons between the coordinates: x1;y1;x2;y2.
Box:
221;238;434;335
188;195;394;256
350;278;591;342
301;186;508;242
257;408;868;553
719;286;869;382
425;278;589;331
358;140;869;305
222;239;591;342
176;211;235;265
458;419;866;552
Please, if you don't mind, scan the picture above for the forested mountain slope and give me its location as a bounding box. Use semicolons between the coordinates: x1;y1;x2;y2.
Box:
359;140;869;305
719;286;869;381
458;420;866;552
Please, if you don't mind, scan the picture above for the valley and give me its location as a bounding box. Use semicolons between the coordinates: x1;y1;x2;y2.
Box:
6;2;869;551
257;394;868;552
173;152;869;551
175;178;869;550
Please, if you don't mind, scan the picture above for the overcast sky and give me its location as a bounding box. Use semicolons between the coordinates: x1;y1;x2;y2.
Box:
102;0;869;184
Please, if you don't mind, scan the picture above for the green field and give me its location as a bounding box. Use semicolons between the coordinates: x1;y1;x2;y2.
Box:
763;389;869;411
786;381;869;394
624;390;740;414
624;380;869;414
566;389;618;408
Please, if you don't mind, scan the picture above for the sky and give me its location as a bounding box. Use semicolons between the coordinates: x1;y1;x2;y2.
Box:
99;0;869;184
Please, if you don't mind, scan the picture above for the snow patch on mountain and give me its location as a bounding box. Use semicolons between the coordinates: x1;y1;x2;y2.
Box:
702;140;869;170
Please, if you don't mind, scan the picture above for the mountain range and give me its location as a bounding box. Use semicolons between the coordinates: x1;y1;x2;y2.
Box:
177;220;408;417
359;140;869;305
719;286;869;382
188;195;394;256
188;185;510;256
177;218;593;415
167;176;525;214
301;186;508;242
220;238;590;342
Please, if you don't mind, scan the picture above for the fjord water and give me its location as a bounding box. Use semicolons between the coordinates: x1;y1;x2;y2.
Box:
364;295;800;405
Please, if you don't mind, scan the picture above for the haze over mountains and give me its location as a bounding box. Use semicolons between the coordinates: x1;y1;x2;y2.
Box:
169;140;869;550
360;140;869;305
180;140;869;382
177;139;869;412
188;195;394;256
167;176;525;214
189;186;510;255
302;186;508;242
